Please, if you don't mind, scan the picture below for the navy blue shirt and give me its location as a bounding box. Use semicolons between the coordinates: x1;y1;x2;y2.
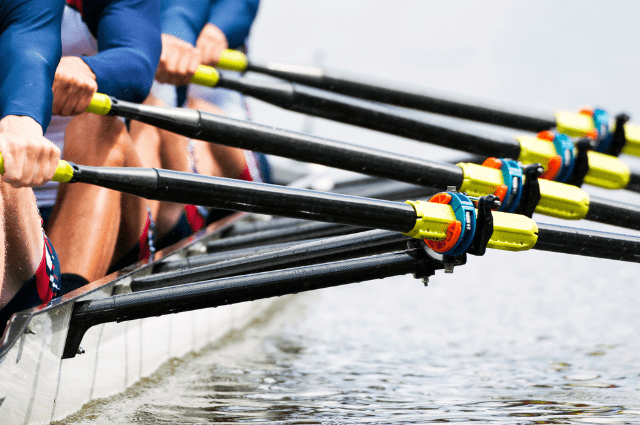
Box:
71;0;161;103
161;0;259;49
0;0;65;131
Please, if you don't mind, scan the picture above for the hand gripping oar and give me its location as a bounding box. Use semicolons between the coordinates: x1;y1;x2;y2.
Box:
82;94;640;231
214;49;640;158
185;67;637;193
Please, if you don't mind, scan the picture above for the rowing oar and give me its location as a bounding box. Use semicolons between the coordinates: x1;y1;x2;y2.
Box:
185;67;640;194
214;49;640;158
5;154;639;264
134;220;640;292
83;94;640;231
134;229;411;291
63;196;640;358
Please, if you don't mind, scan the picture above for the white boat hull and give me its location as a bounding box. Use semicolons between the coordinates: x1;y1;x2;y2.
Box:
0;214;285;424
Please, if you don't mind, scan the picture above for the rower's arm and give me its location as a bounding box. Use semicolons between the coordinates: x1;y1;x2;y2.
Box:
81;0;161;103
0;0;64;131
207;0;259;49
160;0;211;45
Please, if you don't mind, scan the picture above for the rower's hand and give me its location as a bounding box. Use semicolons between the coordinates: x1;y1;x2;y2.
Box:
196;23;228;66
52;57;98;116
156;34;201;86
0;116;60;187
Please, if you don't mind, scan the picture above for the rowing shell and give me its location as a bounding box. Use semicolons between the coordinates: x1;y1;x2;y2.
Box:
0;160;318;424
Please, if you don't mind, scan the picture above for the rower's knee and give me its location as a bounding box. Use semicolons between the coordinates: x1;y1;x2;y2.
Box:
62;113;130;167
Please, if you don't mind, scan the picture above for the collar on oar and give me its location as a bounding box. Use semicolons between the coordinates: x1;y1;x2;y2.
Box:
404;191;538;254
556;108;640;157
457;160;590;221
516;131;630;190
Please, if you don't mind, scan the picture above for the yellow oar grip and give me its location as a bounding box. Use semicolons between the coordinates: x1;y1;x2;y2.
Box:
216;49;249;72
457;162;590;221
86;93;112;115
517;135;630;190
192;65;220;87
0;155;74;183
403;200;538;252
52;160;74;183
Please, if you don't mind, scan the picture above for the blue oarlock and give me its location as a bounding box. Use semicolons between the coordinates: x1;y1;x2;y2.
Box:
446;192;476;256
592;108;612;153
498;159;523;213
552;133;576;183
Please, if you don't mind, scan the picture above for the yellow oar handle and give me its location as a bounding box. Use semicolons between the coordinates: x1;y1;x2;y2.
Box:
86;64;224;113
0;154;74;183
192;65;220;87
216;49;249;72
403;200;538;252
86;93;113;115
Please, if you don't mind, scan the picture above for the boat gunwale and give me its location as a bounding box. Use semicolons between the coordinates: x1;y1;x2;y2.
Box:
0;211;246;360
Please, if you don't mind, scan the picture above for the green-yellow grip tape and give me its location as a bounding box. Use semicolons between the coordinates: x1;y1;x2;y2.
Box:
86;93;112;115
555;111;594;137
52;160;74;183
621;123;640;157
403;199;538;251
0;155;74;183
556;110;640;158
536;179;589;220
457;162;590;220
216;49;249;72
192;65;220;87
583;150;630;189
517;135;630;190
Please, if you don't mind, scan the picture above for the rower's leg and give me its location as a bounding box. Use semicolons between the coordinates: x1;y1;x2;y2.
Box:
128;95;165;224
187;97;248;179
113;127;149;265
46;113;130;281
0;184;44;306
130;95;200;237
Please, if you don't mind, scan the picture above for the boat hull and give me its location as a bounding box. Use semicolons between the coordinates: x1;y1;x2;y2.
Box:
0;213;285;424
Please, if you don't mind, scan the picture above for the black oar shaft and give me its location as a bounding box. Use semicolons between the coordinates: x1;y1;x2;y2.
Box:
106;97;640;231
247;62;557;132
134;230;409;291
206;221;363;253
154;239;320;273
216;74;522;158
62;249;430;359
628;172;640;193
109;98;465;189
69;164;418;233
535;223;640;262
585;198;640;230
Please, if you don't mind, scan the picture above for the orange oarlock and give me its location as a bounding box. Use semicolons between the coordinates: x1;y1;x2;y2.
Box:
481;157;508;203
578;108;594;117
585;128;598;140
540;155;562;180
536;130;555;141
423;193;463;253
